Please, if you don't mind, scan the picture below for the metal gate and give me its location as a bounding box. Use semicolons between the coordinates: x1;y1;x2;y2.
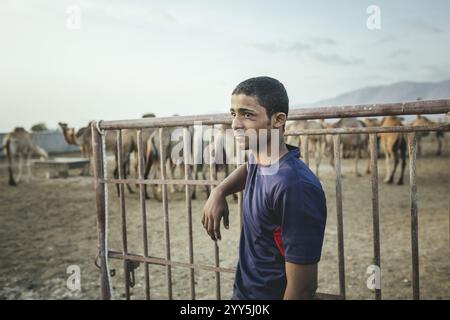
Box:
91;99;450;300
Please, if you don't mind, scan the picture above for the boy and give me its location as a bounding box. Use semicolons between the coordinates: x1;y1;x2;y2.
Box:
202;76;327;300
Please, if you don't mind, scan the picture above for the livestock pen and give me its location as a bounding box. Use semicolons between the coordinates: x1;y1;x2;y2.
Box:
91;99;450;300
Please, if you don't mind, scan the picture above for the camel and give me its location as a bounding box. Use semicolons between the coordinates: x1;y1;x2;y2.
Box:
142;123;237;202
364;118;382;158
0;127;48;186
380;116;406;185
143;125;184;201
58;121;148;195
409;115;443;156
285;120;326;177
326;118;369;176
58;122;92;175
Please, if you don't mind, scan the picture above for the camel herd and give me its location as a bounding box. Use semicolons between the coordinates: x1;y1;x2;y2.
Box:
1;114;446;193
286;115;445;185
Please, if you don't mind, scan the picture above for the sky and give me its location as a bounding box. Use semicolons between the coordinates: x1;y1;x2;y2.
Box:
1;0;450;131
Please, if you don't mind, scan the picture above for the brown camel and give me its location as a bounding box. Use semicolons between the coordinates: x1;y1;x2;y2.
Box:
58;121;142;195
380;116;406;185
327;118;369;176
58;122;92;175
409;115;443;156
1;127;48;185
285;120;326;177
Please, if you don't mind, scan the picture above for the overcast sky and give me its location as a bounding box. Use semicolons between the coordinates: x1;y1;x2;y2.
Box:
1;0;449;131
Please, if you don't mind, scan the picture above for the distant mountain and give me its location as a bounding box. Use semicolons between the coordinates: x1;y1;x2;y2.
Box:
296;79;450;107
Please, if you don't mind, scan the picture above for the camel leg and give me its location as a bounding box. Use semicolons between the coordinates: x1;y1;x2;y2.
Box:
436;134;442;156
365;147;371;174
384;152;392;183
124;153;135;195
143;141;156;200
167;159;177;194
203;165;210;199
16;154;23;183
397;140;407;185
354;146;361;176
389;149;400;184
191;164;198;200
7;146;16;186
26;153;32;182
417;136;422;157
314;140;322;177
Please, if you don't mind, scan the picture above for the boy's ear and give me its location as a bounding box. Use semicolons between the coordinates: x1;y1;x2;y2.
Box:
272;112;287;129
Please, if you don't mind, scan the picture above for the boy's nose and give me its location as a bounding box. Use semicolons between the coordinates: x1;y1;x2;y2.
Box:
232;118;244;130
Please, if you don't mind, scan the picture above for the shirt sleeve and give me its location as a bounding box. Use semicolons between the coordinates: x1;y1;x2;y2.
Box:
274;182;327;264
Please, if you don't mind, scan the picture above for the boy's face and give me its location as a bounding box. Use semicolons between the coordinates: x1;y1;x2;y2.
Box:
230;94;285;150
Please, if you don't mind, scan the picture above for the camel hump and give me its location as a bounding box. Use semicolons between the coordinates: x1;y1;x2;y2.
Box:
76;127;87;138
13;127;26;133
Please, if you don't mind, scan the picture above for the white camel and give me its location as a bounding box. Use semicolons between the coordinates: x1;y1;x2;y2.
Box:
1;127;48;185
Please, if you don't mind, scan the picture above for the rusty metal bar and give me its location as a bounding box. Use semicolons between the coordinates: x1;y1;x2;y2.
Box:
407;132;420;300
159;127;173;300
116;130;130;300
104;178;219;186
183;127;195;300
208;125;221;300
285;123;450;136
137;130;150;300
303;135;309;165
99;99;450;129
108;250;236;273
91;121;111;300
333;134;346;298
369;133;381;300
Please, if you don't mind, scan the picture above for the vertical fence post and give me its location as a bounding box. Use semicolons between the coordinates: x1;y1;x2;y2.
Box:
91;121;111;300
408;132;420;300
369;133;381;300
208;125;221;300
137;130;151;300
159;127;173;300
183;127;196;300
333;134;346;299
116;130;130;300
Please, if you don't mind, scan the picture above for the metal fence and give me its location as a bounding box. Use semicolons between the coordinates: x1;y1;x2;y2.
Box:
92;99;450;300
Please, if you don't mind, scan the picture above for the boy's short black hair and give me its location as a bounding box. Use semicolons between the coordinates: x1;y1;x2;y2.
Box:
232;76;289;120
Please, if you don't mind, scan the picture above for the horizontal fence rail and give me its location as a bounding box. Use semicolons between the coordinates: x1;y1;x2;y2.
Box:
92;99;450;300
98;100;450;129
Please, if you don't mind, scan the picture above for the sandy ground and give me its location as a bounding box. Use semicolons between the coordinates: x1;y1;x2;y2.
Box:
0;135;449;300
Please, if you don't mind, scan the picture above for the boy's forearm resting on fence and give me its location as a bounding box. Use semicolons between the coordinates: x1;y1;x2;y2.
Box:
202;164;247;241
214;163;247;196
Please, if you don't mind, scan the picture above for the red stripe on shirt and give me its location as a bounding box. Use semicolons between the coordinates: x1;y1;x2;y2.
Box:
273;226;285;256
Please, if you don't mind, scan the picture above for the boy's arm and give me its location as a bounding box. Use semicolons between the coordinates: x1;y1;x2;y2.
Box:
202;163;247;241
283;262;318;300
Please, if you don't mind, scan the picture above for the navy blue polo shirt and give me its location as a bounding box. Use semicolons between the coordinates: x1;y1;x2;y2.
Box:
232;144;327;300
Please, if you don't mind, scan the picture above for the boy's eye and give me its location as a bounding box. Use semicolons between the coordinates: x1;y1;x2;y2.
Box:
231;112;236;117
244;113;252;118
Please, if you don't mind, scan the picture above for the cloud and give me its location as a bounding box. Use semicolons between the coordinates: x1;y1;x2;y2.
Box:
252;41;310;54
252;39;361;66
374;34;398;45
312;52;364;66
310;37;337;46
405;19;443;35
420;65;450;79
390;49;411;58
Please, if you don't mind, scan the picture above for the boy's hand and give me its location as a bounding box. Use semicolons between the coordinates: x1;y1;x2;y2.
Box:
202;188;229;241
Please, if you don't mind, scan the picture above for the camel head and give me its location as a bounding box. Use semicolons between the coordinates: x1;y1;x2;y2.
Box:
58;122;76;145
